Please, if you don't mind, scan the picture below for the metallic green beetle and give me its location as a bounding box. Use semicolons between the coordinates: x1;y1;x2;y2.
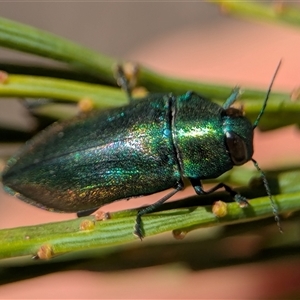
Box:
1;64;281;238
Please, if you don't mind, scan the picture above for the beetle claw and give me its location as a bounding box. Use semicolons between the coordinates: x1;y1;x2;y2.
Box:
234;194;249;208
134;225;144;241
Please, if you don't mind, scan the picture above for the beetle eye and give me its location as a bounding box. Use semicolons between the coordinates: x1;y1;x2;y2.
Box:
225;131;248;165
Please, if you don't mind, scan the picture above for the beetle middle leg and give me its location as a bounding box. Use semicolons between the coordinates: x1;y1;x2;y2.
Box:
115;63;139;104
190;178;248;207
134;181;184;240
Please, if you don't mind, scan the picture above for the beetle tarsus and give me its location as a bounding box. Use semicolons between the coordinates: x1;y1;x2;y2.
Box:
134;214;144;240
190;179;248;206
133;182;183;239
115;65;132;103
233;194;249;207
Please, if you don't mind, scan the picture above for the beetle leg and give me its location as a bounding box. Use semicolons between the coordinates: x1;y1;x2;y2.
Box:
115;65;133;103
134;181;184;240
115;63;139;104
190;178;248;206
77;207;99;218
222;87;241;109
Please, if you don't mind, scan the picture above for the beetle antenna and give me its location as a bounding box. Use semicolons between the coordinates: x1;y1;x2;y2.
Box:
252;60;282;232
253;60;282;129
251;158;283;233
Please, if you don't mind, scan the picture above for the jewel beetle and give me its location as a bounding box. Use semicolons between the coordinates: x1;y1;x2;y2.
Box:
1;63;281;238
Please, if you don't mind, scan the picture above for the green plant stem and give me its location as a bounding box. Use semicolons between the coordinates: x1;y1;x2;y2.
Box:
0;73;288;106
209;2;300;28
0;18;115;82
0;189;299;260
0;74;293;130
137;66;288;101
0;17;290;99
0;75;127;109
1;165;300;260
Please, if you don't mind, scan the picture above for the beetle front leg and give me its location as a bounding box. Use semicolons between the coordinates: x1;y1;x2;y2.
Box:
189;178;248;207
222;87;241;109
135;181;184;240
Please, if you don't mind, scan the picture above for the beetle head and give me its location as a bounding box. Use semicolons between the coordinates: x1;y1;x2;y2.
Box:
222;106;253;166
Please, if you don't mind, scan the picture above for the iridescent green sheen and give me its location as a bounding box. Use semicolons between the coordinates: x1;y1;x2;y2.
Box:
2;91;254;214
2;94;180;212
173;92;253;179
